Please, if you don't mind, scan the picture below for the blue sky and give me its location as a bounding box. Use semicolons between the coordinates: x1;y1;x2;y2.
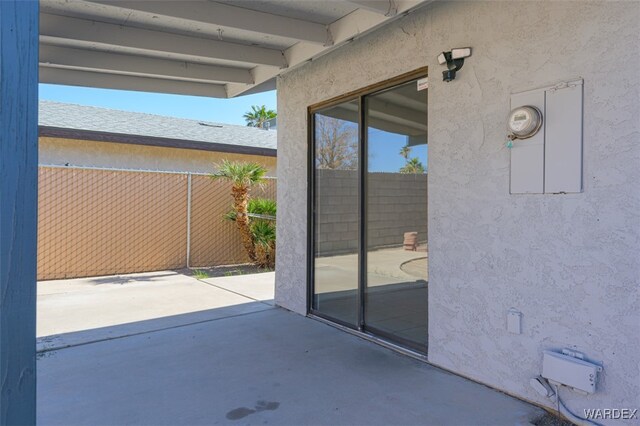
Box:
39;84;277;126
368;128;428;173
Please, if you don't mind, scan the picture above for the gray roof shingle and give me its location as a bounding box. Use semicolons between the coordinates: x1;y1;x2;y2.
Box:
38;100;277;151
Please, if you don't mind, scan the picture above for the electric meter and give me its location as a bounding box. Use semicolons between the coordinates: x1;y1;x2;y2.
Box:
507;106;542;139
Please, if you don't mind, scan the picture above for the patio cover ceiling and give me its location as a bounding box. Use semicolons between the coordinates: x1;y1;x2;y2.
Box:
39;0;432;98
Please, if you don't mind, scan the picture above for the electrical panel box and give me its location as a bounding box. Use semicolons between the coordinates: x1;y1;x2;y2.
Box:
509;79;584;194
542;350;602;394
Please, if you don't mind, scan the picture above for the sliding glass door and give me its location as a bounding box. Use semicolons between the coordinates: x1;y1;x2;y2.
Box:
311;100;360;327
310;72;428;352
364;81;428;351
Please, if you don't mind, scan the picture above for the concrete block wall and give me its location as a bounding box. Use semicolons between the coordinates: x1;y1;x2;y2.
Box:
315;170;427;255
315;169;359;255
367;172;428;248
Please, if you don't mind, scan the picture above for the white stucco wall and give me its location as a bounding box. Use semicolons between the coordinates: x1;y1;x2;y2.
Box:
275;1;639;420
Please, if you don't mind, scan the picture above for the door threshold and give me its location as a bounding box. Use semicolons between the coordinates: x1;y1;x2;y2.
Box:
308;313;429;363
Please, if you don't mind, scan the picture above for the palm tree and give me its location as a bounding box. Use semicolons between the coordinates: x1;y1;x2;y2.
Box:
211;160;267;261
399;144;426;174
399;157;426;174
399;144;411;160
243;105;277;128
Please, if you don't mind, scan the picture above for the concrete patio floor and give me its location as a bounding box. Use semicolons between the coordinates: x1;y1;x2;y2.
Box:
37;271;275;351
37;271;545;425
315;246;429;295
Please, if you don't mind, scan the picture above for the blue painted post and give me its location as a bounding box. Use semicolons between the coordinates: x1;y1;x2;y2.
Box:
0;0;39;424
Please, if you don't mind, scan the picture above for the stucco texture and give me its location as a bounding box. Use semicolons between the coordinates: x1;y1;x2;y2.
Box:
39;137;277;176
275;1;639;420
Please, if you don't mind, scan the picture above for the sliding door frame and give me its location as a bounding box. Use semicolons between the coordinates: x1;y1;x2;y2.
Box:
307;67;429;338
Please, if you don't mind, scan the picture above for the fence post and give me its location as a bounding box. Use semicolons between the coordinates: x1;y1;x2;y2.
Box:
186;173;192;268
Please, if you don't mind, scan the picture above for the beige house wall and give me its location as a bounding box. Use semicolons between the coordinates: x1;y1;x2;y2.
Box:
39;136;277;176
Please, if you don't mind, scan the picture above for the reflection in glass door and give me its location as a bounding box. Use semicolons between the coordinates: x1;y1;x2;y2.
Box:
311;100;360;327
311;73;428;352
364;81;428;351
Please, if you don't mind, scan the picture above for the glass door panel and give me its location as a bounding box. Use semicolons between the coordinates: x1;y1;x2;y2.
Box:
364;81;428;350
312;100;360;327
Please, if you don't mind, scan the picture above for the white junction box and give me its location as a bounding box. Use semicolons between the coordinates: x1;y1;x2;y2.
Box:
542;350;602;394
507;309;522;334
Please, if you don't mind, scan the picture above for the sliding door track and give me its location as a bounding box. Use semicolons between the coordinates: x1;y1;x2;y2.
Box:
308;313;428;363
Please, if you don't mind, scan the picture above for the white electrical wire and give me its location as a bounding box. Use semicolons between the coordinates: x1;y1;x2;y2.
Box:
551;384;601;426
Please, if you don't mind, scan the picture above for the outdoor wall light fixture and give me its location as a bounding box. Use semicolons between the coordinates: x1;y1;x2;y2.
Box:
437;48;472;82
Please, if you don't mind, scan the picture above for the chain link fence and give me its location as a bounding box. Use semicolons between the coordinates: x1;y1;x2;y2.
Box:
37;166;276;280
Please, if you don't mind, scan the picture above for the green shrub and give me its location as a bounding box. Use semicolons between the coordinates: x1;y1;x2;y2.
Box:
193;269;210;279
222;194;276;269
251;221;276;269
225;198;276;221
251;221;276;245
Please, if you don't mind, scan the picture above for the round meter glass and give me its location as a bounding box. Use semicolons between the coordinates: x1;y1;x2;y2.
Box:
508;106;542;139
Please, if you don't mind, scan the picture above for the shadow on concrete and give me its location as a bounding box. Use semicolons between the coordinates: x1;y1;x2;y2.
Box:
84;272;180;285
37;300;273;353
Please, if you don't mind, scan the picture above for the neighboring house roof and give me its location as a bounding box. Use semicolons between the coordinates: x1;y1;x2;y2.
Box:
38;100;277;157
264;117;277;130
